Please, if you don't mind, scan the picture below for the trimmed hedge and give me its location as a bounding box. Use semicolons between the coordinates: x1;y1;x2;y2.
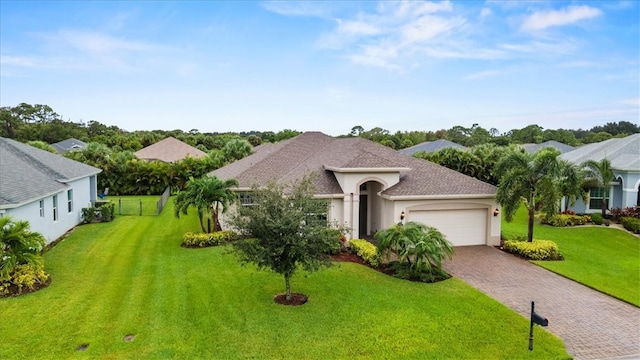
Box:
620;217;640;234
182;231;236;247
590;212;604;225
503;239;560;260
349;239;380;266
541;214;590;227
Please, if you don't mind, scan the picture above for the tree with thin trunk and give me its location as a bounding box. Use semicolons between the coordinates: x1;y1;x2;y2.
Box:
558;159;587;213
174;176;239;232
495;148;563;242
230;175;339;302
581;158;614;218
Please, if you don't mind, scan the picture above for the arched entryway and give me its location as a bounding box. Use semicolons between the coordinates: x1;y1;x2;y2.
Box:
358;180;385;238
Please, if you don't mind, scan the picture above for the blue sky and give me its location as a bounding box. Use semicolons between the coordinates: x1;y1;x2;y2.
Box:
1;1;638;135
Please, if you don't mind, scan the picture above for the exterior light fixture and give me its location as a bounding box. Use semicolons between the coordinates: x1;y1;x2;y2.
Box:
400;211;405;221
493;208;500;217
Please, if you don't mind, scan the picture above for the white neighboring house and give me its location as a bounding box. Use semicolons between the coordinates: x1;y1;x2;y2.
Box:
0;137;102;244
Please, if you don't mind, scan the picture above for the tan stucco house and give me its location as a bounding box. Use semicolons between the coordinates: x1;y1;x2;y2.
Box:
210;132;501;247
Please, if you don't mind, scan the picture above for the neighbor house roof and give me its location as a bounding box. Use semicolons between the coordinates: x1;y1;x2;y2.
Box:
560;133;640;171
134;137;207;163
51;138;87;153
522;140;575;154
398;139;467;156
210;132;496;198
0;137;102;208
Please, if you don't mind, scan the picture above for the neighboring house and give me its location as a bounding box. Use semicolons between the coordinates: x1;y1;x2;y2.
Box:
51;138;87;153
522;140;575;154
210;132;500;246
0;137;102;244
134;136;207;163
561;133;640;213
399;139;467;156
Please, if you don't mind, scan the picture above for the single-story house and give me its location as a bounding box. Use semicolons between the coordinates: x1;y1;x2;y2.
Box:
134;136;207;163
399;139;467;156
0;137;102;244
210;132;500;246
560;133;640;213
522;140;575;154
51;138;87;153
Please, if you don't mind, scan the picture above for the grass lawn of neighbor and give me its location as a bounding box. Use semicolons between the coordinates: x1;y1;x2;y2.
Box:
502;206;640;306
0;197;569;359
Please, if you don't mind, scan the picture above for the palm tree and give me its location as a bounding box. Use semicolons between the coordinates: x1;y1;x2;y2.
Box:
558;159;587;213
222;139;253;164
375;222;454;274
0;217;46;279
495;148;563;242
174;176;239;232
581;158;614;218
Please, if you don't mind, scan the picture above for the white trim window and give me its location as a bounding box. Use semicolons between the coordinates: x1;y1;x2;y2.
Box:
589;188;608;210
239;192;254;206
67;189;73;213
53;195;58;221
39;200;45;217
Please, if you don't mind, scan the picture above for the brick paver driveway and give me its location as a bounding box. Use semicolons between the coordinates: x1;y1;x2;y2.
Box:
442;246;640;359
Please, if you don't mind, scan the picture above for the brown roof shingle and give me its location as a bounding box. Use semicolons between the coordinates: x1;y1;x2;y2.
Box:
210;132;496;197
134;137;207;163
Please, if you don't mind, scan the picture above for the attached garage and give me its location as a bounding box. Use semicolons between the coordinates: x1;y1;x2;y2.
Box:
407;209;488;246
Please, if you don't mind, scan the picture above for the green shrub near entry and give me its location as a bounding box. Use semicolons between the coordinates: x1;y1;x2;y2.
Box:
541;214;590;227
503;239;560;260
590;212;604;225
349;239;380;266
620;217;640;234
182;231;236;247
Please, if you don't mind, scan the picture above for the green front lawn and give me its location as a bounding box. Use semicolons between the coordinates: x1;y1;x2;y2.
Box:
0;199;569;359
502;207;640;306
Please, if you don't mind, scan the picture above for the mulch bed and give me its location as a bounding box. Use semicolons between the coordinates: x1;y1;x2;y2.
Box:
0;277;52;298
273;292;308;306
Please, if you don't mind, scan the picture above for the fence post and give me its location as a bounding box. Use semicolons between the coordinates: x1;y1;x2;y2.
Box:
139;200;142;216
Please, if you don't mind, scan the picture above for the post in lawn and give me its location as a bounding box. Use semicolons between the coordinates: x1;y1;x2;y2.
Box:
529;301;549;351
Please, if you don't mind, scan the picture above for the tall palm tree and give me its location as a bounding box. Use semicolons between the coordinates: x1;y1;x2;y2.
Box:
495;148;563;242
558;159;587;213
0;217;46;278
174;176;239;232
581;158;614;218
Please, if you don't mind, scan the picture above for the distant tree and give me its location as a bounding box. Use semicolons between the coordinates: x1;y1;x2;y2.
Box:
582;131;612;144
581;158;614;218
27;140;57;153
230;176;339;302
247;135;262;147
350;125;364;136
496;148;563;242
509;124;544;144
380;138;396;149
174;176;238;232
222;138;253;163
0;107;22;139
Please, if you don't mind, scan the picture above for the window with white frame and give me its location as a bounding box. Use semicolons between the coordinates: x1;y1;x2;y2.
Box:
239;192;254;206
39;200;44;217
589;188;609;210
53;195;58;221
67;189;73;213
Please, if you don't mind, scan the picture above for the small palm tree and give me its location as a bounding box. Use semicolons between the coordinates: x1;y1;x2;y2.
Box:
581;158;614;218
375;222;454;275
0;217;46;279
174;176;239;232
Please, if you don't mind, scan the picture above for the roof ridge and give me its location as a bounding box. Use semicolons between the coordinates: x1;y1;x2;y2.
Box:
2;138;67;180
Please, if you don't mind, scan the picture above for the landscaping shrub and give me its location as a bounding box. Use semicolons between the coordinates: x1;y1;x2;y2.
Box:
620;217;640;234
503;239;560;260
387;261;450;283
182;231;236;247
321;228;343;255
591;212;604;225
610;206;640;221
81;202;115;223
541;214;590;227
0;264;50;297
349;239;380;266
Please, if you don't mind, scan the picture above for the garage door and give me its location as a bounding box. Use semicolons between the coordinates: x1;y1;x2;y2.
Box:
407;209;487;246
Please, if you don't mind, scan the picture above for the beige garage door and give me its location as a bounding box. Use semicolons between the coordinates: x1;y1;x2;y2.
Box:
407;209;487;246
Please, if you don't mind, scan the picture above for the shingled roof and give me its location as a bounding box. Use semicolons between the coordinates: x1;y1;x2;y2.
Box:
399;139;467;156
560;133;640;171
210;132;496;198
0;137;101;208
134;137;207;163
522;140;575;154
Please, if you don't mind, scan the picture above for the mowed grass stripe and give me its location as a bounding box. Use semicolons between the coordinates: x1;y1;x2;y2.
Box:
0;199;569;359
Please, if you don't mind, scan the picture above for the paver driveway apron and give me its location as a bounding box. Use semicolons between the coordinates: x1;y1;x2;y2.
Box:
442;246;640;360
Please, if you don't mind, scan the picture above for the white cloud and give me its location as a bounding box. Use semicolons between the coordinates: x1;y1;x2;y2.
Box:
479;8;492;18
521;5;603;31
261;1;333;17
43;30;158;55
620;98;640;106
336;19;381;36
465;69;502;80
